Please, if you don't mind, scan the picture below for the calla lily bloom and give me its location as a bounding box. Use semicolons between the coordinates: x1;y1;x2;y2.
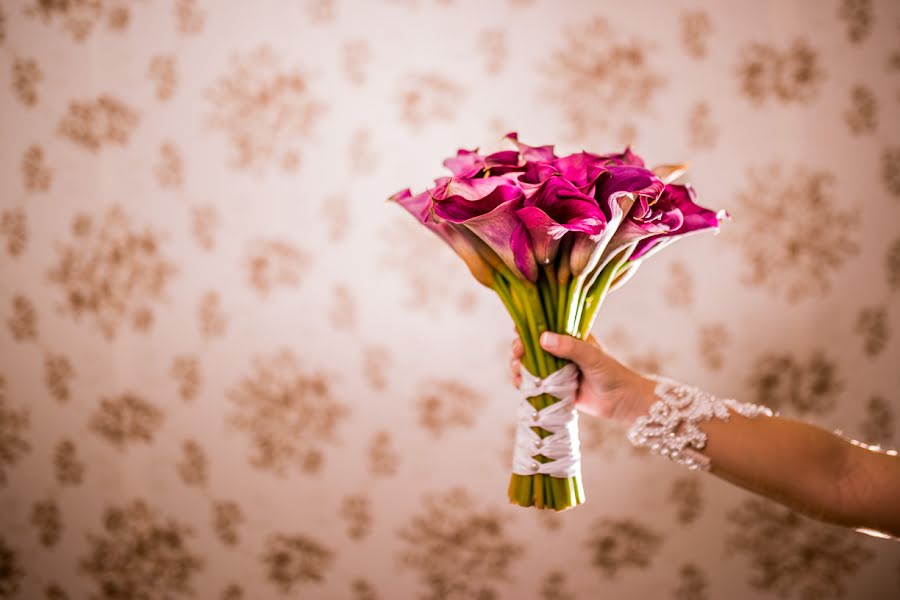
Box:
389;188;497;287
630;183;728;260
516;176;608;266
569;165;666;276
428;176;537;281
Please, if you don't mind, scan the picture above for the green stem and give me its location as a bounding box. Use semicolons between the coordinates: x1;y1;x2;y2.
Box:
537;271;556;335
544;263;559;313
508;279;548;377
527;282;553;376
494;272;537;374
556;277;569;338
578;245;636;339
564;274;587;336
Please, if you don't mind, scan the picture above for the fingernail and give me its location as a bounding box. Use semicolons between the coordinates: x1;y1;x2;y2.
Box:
540;332;556;348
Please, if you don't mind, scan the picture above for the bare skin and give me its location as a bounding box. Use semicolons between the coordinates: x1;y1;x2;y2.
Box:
510;331;900;539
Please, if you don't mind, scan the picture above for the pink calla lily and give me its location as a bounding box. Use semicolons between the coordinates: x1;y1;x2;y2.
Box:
431;176;524;222
457;198;537;282
428;176;538;282
630;183;727;260
516;176;608;266
389;188;497;287
569;165;666;276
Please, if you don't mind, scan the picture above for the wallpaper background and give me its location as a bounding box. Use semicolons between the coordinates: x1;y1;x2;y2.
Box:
2;0;900;598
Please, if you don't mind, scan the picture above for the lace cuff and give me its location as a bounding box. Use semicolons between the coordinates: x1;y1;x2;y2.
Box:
626;375;775;471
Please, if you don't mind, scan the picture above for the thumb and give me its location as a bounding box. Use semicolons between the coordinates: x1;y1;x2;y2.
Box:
539;332;599;369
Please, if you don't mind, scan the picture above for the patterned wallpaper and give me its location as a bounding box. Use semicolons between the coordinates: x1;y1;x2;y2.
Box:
1;0;899;598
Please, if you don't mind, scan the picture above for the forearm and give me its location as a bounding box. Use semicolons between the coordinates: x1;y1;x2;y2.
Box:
617;375;900;538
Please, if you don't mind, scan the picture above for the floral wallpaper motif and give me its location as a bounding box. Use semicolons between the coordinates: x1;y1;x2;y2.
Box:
227;349;348;476
0;209;27;257
57;95;139;152
1;0;899;598
860;395;895;446
11;56;41;107
48;206;177;338
844;84;878;135
397;487;523;599
206;46;325;174
0;376;30;485
262;532;333;594
675;563;709;600
749;350;843;416
736;39;825;105
585;517;663;578
729;164;859;302
542;16;665;143
0;537;25;598
80;500;204;599
89;392;164;449
726;498;875;600
24;0;139;42
52;438;84;487
20;144;52;192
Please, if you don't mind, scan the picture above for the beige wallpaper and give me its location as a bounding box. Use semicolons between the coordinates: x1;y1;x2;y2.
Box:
1;0;900;598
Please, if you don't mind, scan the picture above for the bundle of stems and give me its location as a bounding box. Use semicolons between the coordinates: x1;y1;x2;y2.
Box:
495;240;637;511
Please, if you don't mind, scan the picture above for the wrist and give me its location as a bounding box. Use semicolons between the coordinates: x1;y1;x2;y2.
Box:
611;373;657;427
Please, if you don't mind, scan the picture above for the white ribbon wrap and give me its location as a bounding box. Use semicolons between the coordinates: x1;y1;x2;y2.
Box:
511;362;582;479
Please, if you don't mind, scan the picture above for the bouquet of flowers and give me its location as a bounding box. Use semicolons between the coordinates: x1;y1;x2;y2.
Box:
389;132;727;510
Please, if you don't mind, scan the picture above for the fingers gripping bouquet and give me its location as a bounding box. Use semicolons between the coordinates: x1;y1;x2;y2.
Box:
389;133;727;510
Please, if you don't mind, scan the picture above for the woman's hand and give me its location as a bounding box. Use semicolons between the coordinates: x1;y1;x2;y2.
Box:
510;331;656;426
512;332;900;538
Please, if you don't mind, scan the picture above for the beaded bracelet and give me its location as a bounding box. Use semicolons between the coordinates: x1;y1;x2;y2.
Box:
626;375;775;471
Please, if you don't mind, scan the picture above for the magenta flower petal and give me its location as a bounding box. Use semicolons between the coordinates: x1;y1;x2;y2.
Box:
511;223;539;282
436;175;520;201
443;148;523;178
594;165;665;220
569;192;636;276
388;188;497;287
484;150;523;175
670;184;724;232
629;184;727;260
551;152;610;194
567;166;666;276
609;207;675;247
516;207;565;265
432;180;523;222
518;160;559;186
429;221;497;287
503;131;557;162
390;188;432;222
595;146;646;167
528;177;607;227
423;174;538;281
461;198;537;282
442;149;484;178
629;237;667;260
515;176;609;265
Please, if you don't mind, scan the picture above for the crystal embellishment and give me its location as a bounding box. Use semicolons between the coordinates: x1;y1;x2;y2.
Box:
626;375;775;471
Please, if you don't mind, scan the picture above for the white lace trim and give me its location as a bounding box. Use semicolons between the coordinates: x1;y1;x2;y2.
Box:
626;375;775;471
